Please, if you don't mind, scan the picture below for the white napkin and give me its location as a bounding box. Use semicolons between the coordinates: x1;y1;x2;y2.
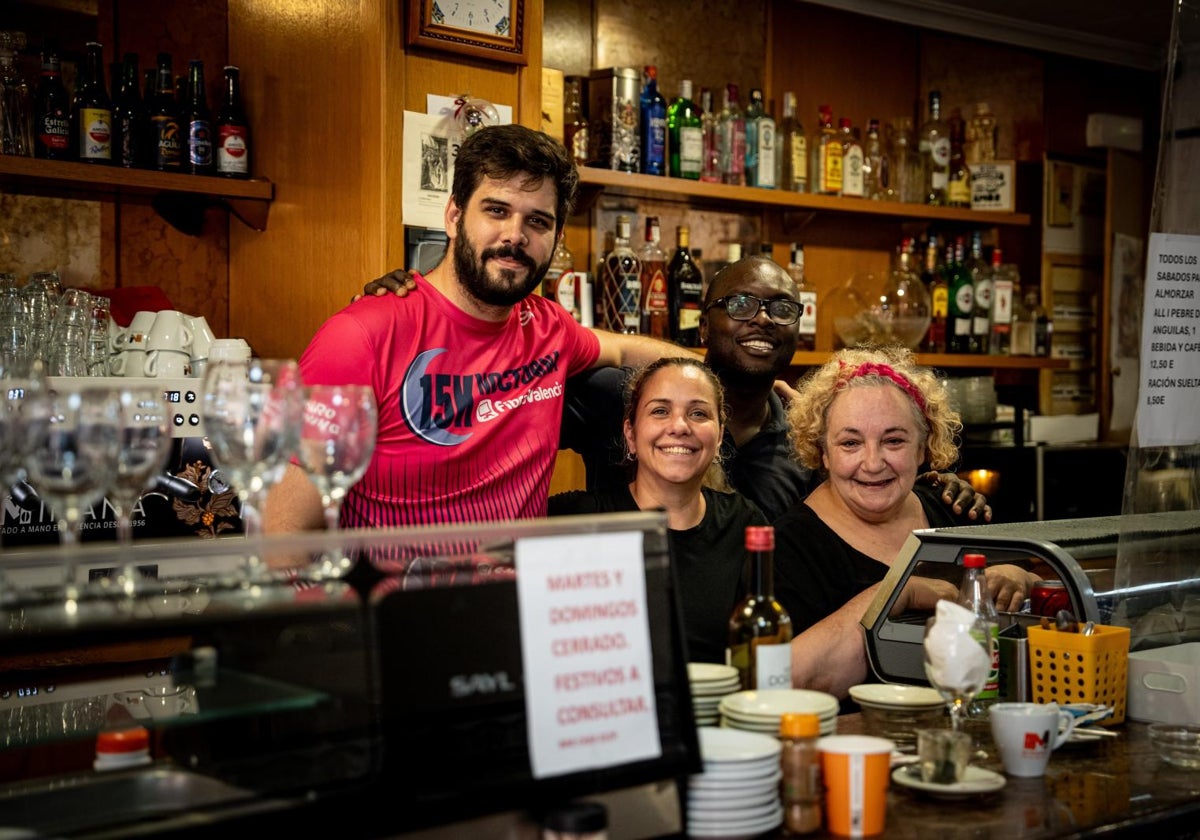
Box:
924;601;991;694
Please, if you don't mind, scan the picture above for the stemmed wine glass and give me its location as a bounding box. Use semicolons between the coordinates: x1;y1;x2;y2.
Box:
109;386;173;545
201;358;304;537
923;612;995;733
296;384;378;531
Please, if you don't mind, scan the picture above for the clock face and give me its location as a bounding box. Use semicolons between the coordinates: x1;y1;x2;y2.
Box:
432;0;512;38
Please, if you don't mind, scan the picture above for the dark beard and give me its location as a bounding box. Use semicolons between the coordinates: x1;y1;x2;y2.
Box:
452;221;549;308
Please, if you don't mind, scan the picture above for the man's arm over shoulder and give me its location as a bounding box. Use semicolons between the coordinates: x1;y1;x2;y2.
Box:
589;328;703;369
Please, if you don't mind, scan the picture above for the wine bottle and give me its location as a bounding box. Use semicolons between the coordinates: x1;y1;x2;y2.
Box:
668;225;703;346
727;526;793;691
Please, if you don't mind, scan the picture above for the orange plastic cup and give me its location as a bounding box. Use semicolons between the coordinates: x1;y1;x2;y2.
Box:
818;734;894;837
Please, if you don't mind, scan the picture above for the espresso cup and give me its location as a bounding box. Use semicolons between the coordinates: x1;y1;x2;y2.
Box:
187;314;216;361
122;310;158;349
145;348;193;378
989;702;1077;777
146;309;194;353
111;348;149;377
208;338;252;364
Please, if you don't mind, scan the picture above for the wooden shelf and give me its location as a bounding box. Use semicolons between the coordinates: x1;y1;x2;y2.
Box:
785;351;1067;370
0;156;274;231
577;168;1031;227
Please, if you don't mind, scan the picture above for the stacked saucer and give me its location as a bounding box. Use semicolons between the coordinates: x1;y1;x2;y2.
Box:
719;689;839;737
687;726;783;839
848;683;947;745
688;663;741;727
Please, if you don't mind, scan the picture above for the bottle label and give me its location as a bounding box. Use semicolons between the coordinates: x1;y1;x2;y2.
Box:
972;624;1001;700
679;126;703;177
153;115;182;168
842;146;864;197
217;125;249;174
679;304;702;332
931;137;951;167
932;286;949;319
756;121;777;188
948;177;972;205
553;270;580;320
646;116;667;171
754;643;792;690
790;135;807;187
79;107;112;160
189;119;214;168
819;141;842;193
992;280;1013;325
39;114;70;152
644;268;668;313
797;290;817;338
954;285;974;317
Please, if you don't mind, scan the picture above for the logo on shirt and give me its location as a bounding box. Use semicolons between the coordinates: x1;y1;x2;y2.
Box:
401;348;564;446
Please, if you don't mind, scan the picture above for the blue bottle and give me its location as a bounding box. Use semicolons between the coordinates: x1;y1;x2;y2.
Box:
639;65;667;176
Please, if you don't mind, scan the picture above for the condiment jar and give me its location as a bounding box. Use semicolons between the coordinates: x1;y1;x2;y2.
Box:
780;712;822;834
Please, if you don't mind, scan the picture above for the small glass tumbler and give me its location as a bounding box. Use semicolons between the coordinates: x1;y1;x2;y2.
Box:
918;728;971;785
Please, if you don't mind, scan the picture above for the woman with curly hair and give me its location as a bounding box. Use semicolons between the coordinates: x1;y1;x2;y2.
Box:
774;347;1038;698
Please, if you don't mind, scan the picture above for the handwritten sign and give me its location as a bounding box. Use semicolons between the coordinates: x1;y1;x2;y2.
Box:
515;531;661;779
1137;232;1200;446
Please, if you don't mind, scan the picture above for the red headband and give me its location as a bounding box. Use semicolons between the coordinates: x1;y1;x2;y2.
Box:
840;361;927;414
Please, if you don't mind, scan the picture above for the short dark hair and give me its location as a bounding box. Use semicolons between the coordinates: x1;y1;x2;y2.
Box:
451;125;579;235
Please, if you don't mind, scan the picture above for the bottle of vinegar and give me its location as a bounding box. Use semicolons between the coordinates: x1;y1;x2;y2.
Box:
727;526;793;691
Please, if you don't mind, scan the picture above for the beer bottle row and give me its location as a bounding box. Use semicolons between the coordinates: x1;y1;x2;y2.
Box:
34;41;250;178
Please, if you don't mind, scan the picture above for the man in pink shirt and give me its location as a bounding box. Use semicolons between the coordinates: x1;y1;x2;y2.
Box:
264;125;691;533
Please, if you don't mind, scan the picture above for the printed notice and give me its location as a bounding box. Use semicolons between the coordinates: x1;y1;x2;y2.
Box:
515;531;661;779
1138;233;1200;447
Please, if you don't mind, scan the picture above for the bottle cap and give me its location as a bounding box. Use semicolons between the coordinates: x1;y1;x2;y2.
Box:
780;712;820;738
963;553;987;568
745;525;774;551
543;801;607;833
96;726;150;755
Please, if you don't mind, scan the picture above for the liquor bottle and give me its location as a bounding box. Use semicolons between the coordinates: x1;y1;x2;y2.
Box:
0;32;33;157
810;105;842;195
638;216;669;338
887;116;922;203
777;91;807;193
600;215;641;334
149;53;181;171
838;117;864;198
1010;283;1035;357
215;65;250;178
946;107;972;208
727;526;793;691
563;75;588;167
947;237;974;354
717;83;746;186
967;232;991;354
922;236;946;353
988;249;1014;355
699;87;721;183
184;60;214;175
918;90;949;206
966;101;997;165
668;225;704;346
1032;289;1052;357
542;237;575;306
863;118;885;200
744;88;776;189
956;553;999;714
639;65;666;176
111;52;147;169
33;42;71;160
788;243;817;351
667;78;702;180
780;713;822;835
71;42;113;164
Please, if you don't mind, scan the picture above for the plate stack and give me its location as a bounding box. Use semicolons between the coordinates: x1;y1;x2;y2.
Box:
848;683;947;746
687;726;783;839
719;689;839;737
688;663;741;727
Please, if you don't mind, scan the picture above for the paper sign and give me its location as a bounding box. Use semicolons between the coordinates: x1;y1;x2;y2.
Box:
1137;232;1200;446
515;531;662;779
402;110;459;230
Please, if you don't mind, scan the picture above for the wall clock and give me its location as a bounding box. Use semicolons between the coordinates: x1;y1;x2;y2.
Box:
407;0;528;65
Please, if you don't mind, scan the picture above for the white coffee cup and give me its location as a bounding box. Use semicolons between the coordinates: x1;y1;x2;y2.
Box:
145;348;193;378
989;702;1078;777
208;338;252;364
187;315;216;361
146;309;194;353
111;348;149;377
120;310;158;350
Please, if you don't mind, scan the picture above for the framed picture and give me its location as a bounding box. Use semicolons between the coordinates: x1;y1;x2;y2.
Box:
407;0;528;65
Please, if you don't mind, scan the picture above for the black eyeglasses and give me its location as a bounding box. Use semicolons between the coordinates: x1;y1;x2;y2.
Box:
706;294;802;326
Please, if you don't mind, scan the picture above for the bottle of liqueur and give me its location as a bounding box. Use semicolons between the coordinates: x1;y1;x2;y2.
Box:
717;83;746;186
788;244;817;351
967;231;991;354
838;117;864;198
638;216;669;338
919;90;950;206
699;87;721;183
562;75;588;167
727;526;793;692
863;118;885;200
744;88;776;189
33;42;71;160
668;225;704;346
810;105;842;195
639;65;666;176
667;78;702;179
215;65;250;178
185;60;213;175
947;237;974;354
542;237;576;315
600;215;642;334
71;41;113;164
111;52;147;168
988;248;1013;355
921;235;946;353
149;53;181;171
946;107;972;208
777;91;807;192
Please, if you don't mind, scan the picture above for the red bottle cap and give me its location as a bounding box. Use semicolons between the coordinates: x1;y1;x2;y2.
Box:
745;526;774;551
96;726;150;755
963;553;987;568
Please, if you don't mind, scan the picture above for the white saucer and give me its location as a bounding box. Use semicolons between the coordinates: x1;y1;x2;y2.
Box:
698;726;782;764
689;662;739;681
849;683;946;709
689;768;782;793
720;689;840;718
891;764;1007;799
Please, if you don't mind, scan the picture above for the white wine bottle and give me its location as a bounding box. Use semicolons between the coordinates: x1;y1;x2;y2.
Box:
727;526;793;691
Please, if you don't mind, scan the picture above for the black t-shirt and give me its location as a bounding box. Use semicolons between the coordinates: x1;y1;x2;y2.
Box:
548;485;768;664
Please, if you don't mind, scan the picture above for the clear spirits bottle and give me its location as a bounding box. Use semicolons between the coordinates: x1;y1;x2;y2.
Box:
946;107;972;208
811;105;842;195
919;90;949;206
744;87;776;189
788;243;817;351
0;31;33;157
839;117;864;198
966;101;997;165
638;216;669;338
863;118;885;200
717;83;746;186
988;248;1014;355
639;65;666;176
778;91;807;193
600;215;642;334
956;553;1000;716
699;87;721;183
667;78;702;179
887;116;922;203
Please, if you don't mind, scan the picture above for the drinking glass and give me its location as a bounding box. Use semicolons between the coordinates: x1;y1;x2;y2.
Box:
923;614;994;733
297;384;378;530
202;358;304;536
109;386;173;544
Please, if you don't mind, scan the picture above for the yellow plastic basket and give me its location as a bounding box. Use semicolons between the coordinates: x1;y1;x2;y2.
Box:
1027;624;1130;725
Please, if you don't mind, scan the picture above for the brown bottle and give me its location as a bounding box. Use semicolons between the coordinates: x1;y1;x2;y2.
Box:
150;52;182;171
216;65;250;178
780;712;822;834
